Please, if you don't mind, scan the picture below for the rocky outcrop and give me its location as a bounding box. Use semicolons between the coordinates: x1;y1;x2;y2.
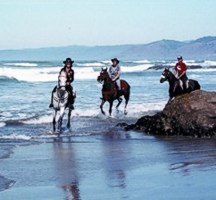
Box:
126;90;216;137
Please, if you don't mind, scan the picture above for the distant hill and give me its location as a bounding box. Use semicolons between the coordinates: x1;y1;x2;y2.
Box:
0;36;216;61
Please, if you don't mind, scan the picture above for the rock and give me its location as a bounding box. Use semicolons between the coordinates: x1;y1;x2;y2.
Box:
116;122;128;127
126;90;216;137
147;65;203;70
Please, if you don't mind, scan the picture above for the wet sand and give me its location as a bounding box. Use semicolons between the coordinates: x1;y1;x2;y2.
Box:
1;128;216;199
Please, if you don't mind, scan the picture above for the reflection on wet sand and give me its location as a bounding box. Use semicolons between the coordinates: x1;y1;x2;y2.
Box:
101;131;132;191
156;136;216;174
53;138;80;200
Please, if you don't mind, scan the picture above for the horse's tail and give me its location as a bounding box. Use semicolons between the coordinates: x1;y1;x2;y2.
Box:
126;84;131;101
121;80;130;102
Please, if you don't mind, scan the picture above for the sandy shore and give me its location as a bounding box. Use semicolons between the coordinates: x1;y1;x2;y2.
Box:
1;130;216;199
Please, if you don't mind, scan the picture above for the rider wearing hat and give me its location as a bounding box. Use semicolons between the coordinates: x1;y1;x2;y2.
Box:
49;58;75;109
174;56;188;90
108;58;121;95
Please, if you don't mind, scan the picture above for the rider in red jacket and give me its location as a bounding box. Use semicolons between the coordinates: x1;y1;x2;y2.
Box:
174;56;188;89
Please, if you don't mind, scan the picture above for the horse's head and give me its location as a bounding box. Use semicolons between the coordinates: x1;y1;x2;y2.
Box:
58;72;67;87
160;68;171;83
97;67;109;83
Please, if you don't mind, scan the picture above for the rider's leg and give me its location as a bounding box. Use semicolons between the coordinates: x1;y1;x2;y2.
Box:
66;85;74;109
180;75;189;90
116;79;122;97
179;79;183;90
49;86;57;108
116;79;121;90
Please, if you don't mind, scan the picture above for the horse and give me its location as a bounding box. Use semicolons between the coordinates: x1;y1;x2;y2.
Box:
51;72;76;132
97;68;130;115
160;68;201;102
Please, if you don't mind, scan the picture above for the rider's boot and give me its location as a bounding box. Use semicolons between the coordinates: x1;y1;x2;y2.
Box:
67;95;75;110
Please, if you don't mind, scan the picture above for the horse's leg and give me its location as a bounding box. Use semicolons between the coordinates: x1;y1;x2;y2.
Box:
109;101;113;116
67;108;72;129
53;110;56;132
100;99;106;115
116;98;123;112
124;90;130;115
58;107;65;131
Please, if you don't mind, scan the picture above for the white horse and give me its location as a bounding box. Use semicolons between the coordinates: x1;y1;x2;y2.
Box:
51;72;75;132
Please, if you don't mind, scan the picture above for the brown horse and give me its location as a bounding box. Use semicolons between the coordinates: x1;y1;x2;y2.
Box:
97;68;130;115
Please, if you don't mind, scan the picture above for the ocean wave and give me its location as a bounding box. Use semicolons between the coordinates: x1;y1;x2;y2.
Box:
121;64;153;72
1;60;215;83
133;60;151;64
0;76;20;83
101;60;112;64
4;62;38;67
76;62;106;67
0;64;152;82
22;114;52;124
202;60;216;67
0;134;31;140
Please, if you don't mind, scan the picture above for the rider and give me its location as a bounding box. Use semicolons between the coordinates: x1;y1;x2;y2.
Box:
108;58;121;95
174;56;188;90
49;57;75;109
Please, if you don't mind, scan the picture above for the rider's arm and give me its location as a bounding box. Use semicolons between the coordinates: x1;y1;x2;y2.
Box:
69;70;74;83
178;70;186;79
113;67;121;81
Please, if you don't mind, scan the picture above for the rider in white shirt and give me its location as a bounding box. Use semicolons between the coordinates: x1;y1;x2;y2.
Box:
108;58;121;94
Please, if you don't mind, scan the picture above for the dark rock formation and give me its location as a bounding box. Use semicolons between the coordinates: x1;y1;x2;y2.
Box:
148;65;202;70
126;90;216;137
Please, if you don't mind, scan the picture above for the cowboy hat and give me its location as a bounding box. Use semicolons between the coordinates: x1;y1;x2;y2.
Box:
111;58;119;64
177;56;183;60
63;57;74;64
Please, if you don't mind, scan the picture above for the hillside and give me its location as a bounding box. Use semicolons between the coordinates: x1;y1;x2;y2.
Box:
0;36;216;61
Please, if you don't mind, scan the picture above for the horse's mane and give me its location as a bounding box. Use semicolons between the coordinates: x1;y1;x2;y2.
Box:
59;71;67;87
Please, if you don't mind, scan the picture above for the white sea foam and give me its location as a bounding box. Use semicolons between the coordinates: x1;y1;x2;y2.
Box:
4;62;38;67
0;122;6;127
0;64;153;82
76;62;105;67
133;60;151;64
1;60;215;83
0;67;59;82
0;134;31;140
22;114;52;124
202;60;216;67
101;60;112;64
16;99;167;126
121;64;153;72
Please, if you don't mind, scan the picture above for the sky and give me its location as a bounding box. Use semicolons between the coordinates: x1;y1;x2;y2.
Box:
0;0;216;49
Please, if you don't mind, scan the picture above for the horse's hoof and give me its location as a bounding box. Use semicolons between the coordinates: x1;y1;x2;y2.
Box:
67;124;71;129
124;111;128;115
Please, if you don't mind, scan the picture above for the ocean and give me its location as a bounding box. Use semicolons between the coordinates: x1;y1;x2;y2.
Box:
1;59;216;199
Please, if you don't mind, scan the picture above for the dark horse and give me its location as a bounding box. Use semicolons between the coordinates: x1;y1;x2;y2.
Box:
97;68;130;115
160;68;201;102
51;73;76;132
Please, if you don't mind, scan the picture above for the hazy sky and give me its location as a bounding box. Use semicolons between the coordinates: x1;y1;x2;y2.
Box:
0;0;216;49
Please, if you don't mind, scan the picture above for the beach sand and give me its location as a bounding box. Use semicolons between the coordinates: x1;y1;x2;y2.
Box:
1;128;216;199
